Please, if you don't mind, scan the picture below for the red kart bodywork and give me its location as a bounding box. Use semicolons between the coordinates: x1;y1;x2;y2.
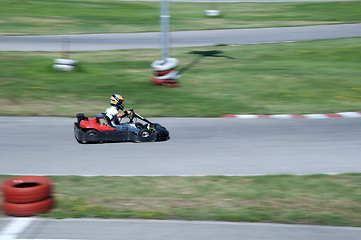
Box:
79;118;116;132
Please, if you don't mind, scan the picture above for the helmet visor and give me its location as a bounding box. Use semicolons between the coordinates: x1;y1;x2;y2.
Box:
117;101;125;110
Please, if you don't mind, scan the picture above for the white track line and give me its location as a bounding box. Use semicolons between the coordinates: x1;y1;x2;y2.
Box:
338;112;361;118
226;111;361;119
0;218;34;240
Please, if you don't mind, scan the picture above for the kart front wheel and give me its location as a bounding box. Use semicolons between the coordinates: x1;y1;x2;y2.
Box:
139;129;152;142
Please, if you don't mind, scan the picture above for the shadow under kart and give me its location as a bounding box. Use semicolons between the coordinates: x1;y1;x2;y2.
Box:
74;110;170;143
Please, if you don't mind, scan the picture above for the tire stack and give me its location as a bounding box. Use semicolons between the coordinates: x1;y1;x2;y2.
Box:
1;176;54;217
205;9;220;16
53;58;78;72
151;58;180;87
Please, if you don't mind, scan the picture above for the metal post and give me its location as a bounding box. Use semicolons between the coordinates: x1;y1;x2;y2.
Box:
61;37;70;59
160;0;170;62
151;0;179;86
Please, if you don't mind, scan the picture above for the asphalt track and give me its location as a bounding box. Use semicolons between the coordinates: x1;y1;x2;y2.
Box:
1;116;361;176
1;23;361;51
1;218;361;240
1;117;361;240
1;21;361;240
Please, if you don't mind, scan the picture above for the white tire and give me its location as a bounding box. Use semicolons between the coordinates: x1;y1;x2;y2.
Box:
54;58;78;66
205;10;220;17
151;58;178;71
53;64;74;72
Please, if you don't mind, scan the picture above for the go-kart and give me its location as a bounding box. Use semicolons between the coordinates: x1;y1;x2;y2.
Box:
74;110;170;143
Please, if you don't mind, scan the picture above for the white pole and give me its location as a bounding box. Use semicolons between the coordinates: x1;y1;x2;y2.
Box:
151;0;179;86
61;37;70;59
160;0;170;62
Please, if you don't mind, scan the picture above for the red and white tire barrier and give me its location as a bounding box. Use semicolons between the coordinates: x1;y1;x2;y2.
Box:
223;112;361;119
2;176;54;216
151;58;180;87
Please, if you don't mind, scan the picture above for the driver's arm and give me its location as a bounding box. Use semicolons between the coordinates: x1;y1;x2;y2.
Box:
116;110;132;119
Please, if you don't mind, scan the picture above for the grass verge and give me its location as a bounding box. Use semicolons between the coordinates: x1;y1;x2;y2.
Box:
1;174;361;226
0;1;360;35
0;38;361;117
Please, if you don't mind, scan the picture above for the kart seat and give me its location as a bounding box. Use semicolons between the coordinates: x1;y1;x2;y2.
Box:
95;113;113;127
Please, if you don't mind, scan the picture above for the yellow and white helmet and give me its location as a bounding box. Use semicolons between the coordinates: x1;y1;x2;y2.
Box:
110;94;125;110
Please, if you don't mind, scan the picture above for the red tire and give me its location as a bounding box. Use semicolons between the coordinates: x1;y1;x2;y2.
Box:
162;82;179;87
151;77;163;85
151;77;177;85
155;68;174;76
2;176;52;204
2;197;54;217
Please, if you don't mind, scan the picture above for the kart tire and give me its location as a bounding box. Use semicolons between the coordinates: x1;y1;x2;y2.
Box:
139;129;152;142
83;129;99;143
86;129;98;137
3;197;54;217
2;176;52;204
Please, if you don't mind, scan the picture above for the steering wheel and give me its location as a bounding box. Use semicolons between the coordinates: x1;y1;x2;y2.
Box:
128;109;135;124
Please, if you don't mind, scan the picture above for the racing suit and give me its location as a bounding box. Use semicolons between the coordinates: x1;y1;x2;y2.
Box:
105;106;139;134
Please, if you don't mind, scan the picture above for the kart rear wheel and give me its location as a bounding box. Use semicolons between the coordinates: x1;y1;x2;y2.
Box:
86;129;98;137
84;129;99;143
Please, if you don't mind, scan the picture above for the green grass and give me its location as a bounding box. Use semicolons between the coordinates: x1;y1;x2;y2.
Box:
0;0;360;35
1;37;361;117
1;174;361;226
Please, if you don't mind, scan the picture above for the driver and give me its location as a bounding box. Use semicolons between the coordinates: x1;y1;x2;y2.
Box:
105;94;139;134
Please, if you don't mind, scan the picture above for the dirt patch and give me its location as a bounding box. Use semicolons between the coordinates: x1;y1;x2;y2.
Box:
0;98;103;117
14;17;72;24
183;19;239;25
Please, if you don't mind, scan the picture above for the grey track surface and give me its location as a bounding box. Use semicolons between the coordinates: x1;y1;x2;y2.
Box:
1;116;360;176
1;23;361;51
0;218;360;240
1;117;360;240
